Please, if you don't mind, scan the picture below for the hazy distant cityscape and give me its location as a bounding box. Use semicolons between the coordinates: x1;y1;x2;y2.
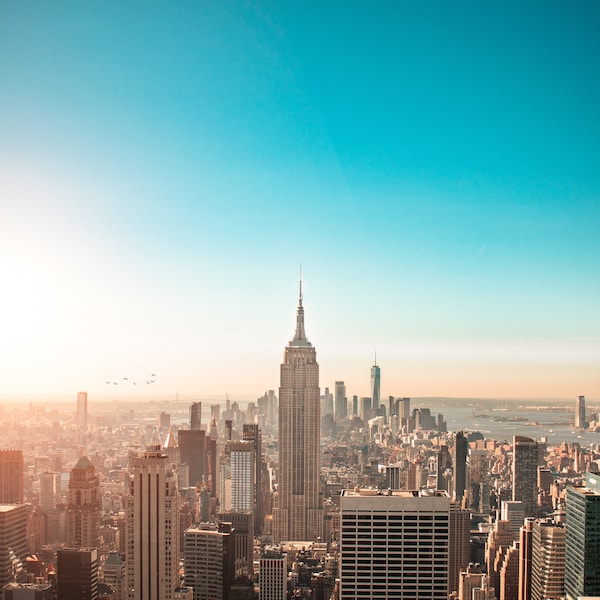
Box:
0;291;598;599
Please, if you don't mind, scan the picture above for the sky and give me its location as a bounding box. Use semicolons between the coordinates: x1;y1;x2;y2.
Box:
1;1;599;402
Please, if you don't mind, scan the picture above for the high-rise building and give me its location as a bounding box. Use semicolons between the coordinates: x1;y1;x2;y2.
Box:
565;472;600;599
466;449;489;514
458;564;488;600
273;282;323;542
449;503;471;596
486;520;515;593
575;395;588;429
340;488;450;599
217;510;253;578
183;523;234;600
453;432;468;503
229;441;254;512
436;445;451;494
334;381;347;420
500;500;525;537
178;430;206;489
2;582;53;599
101;552;125;600
77;392;88;437
0;504;28;588
0;450;23;504
243;423;263;533
259;546;287;600
512;436;538;518
518;518;534;600
359;397;372;423
398;397;411;420
190;402;202;430
39;472;59;511
158;412;170;430
530;518;565;600
370;359;381;412
66;456;101;548
56;548;98;600
498;541;519;600
126;446;180;600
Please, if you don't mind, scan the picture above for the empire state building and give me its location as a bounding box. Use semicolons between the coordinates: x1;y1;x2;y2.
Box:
273;283;323;542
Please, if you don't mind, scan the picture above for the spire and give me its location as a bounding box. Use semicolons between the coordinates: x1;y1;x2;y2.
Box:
290;272;311;347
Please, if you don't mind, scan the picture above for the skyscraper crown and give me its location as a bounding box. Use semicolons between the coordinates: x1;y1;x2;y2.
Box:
290;277;311;347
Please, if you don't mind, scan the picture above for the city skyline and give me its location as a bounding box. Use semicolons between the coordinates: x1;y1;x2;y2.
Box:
1;2;599;400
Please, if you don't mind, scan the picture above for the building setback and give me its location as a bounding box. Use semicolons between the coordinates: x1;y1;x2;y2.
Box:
126;446;180;600
273;282;323;542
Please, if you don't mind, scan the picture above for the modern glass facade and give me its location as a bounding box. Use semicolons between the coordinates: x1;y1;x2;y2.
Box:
565;473;600;599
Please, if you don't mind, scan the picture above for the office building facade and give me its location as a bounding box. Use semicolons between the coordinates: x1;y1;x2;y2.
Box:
512;436;538;518
183;524;234;600
340;489;450;599
0;504;28;588
56;548;98;600
565;472;600;599
0;450;23;504
126;446;180;600
334;381;347;420
259;547;287;600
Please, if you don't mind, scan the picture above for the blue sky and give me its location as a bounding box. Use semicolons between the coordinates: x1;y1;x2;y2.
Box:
1;1;599;400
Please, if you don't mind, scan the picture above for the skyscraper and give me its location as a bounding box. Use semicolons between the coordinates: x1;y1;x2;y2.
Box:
466;449;489;514
0;504;28;588
530;518;565;600
259;547;287;600
66;456;101;548
512;436;539;518
0;449;23;504
126;446;180;600
56;548;98;600
178;430;206;489
243;423;263;533
228;441;254;512
101;552;126;600
190;402;202;431
39;471;59;511
370;358;381;412
273;281;323;542
565;472;600;599
77;392;88;437
340;488;450;599
575;395;587;429
453;431;468;503
183;523;234;600
334;381;347;420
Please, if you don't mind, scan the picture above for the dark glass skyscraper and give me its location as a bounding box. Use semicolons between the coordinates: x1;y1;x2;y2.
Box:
512;435;539;517
453;432;468;503
565;473;600;599
190;402;202;430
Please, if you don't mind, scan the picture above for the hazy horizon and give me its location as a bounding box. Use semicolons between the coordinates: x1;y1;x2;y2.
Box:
2;2;599;400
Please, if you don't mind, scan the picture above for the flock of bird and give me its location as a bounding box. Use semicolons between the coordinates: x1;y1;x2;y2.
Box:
106;374;157;386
